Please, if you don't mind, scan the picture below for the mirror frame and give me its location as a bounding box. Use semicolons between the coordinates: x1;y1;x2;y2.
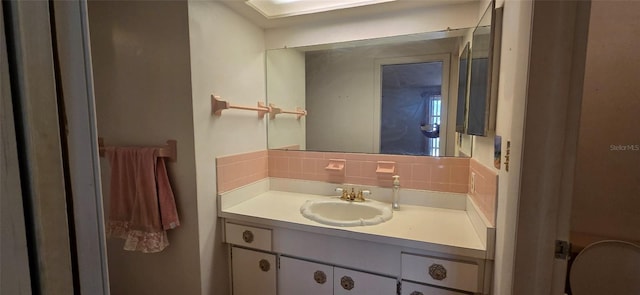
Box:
466;0;503;136
455;42;470;133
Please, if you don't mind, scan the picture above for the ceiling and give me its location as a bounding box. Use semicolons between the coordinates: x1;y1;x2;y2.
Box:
221;0;475;29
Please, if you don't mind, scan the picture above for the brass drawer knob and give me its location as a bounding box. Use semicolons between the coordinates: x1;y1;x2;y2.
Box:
242;230;254;243
410;292;424;295
340;276;355;290
314;270;327;284
259;259;270;272
428;263;447;281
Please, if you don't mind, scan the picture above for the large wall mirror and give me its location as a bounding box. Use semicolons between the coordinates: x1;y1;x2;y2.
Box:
263;1;503;158
467;1;502;136
266;29;477;158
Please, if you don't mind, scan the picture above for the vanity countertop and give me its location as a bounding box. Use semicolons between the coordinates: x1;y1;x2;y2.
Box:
220;189;488;259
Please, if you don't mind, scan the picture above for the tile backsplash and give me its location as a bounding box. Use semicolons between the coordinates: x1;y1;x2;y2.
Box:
218;150;469;194
267;150;470;193
216;150;268;193
217;150;497;225
469;158;498;226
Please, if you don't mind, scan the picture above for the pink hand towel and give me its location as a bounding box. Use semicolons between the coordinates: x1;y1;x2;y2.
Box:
156;157;180;230
105;147;180;253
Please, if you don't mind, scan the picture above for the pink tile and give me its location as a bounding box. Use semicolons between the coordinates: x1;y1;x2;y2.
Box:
431;165;451;184
361;161;378;179
316;159;332;175
451;166;470;185
218;181;231;194
302;158;317;174
259;157;269;175
411;163;430;181
270;169;288;179
275;157;289;172
396;163;413;181
289;157;303;174
216;156;236;166
345;161;363;178
345;176;376;186
225;164;245;182
443;157;470;167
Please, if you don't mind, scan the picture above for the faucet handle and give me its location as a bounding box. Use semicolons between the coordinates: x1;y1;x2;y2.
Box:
337;187;350;200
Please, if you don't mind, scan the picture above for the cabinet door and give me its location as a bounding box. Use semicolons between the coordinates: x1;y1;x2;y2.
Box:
279;256;333;295
401;281;468;295
334;267;397;295
231;247;276;295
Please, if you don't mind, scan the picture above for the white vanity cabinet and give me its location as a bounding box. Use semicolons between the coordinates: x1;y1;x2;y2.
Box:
231;247;277;295
279;256;398;295
279;256;333;295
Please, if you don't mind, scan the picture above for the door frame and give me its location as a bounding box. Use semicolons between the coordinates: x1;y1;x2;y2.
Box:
511;1;590;294
51;1;111;294
373;54;451;155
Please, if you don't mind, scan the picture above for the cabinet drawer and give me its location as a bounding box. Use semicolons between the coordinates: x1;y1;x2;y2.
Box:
401;281;469;295
225;222;272;251
401;253;479;293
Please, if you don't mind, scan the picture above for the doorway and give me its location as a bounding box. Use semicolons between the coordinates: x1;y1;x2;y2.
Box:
374;54;450;156
380;61;443;156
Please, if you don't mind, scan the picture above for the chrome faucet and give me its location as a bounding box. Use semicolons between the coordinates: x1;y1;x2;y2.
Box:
392;175;400;210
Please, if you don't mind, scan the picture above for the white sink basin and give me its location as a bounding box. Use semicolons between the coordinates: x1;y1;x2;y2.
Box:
300;199;393;226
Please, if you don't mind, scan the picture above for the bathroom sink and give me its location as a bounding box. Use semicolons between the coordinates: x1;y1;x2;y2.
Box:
300;199;392;226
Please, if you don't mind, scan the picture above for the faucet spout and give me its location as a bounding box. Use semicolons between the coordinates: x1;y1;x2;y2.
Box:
392;175;400;210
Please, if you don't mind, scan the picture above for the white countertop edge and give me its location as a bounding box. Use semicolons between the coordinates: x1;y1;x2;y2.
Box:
219;210;487;259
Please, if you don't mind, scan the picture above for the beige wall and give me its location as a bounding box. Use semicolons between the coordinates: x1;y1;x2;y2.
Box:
571;1;640;242
188;2;267;294
88;1;201;294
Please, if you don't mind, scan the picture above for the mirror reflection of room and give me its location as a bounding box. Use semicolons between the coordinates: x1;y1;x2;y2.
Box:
267;33;470;157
